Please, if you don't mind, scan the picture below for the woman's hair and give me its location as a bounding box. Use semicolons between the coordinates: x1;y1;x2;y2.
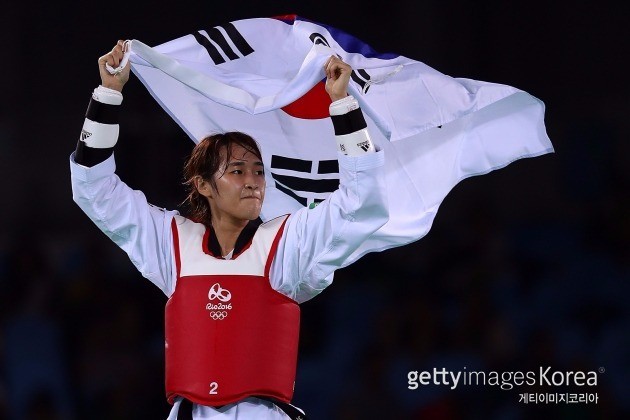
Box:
182;132;263;227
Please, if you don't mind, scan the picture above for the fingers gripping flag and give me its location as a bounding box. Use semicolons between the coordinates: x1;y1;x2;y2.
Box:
129;14;554;266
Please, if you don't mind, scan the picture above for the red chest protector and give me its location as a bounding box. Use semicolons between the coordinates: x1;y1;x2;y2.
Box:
165;214;299;406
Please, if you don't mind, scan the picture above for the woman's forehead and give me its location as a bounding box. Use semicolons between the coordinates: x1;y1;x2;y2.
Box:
221;143;261;162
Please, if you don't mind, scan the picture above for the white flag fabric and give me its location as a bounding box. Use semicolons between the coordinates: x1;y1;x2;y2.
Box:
128;14;554;267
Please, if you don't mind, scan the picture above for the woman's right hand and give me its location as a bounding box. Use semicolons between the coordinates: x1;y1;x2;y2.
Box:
97;40;131;92
324;55;352;102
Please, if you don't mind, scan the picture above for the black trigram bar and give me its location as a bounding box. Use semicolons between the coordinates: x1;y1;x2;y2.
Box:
206;27;240;60
275;181;307;206
309;32;331;47
192;31;225;64
271;155;312;173
271;173;339;193
317;160;339;174
351;69;371;94
192;23;254;65
271;155;339;175
222;23;254;56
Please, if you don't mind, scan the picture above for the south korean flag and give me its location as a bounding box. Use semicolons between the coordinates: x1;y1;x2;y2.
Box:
128;14;554;265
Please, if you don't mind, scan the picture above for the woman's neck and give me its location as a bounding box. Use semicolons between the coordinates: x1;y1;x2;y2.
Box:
211;217;248;257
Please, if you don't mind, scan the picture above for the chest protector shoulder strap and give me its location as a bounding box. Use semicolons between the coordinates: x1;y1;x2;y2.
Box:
165;214;299;406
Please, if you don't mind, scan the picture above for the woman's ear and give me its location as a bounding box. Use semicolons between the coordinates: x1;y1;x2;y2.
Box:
195;176;213;198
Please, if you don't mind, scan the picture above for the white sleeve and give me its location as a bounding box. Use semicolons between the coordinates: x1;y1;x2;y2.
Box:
70;152;177;296
270;149;388;303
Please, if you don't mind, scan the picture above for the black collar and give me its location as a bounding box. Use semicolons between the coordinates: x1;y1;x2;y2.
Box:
206;218;263;258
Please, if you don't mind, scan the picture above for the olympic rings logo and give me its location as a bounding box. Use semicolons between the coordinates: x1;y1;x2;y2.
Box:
209;311;228;320
208;283;231;302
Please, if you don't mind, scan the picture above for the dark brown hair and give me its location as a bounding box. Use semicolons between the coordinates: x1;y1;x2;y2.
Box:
182;132;263;227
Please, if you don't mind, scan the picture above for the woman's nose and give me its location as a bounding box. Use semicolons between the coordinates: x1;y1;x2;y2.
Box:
244;174;258;189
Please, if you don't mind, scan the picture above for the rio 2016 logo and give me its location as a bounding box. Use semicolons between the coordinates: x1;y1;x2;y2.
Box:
206;283;232;320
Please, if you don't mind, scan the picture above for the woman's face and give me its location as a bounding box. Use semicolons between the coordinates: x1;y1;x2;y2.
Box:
204;143;266;224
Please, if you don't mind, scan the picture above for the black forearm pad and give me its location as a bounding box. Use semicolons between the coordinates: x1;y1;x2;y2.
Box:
75;140;114;167
330;108;368;136
85;98;120;124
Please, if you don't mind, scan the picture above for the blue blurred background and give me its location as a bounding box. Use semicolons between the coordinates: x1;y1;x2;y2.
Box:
0;1;627;419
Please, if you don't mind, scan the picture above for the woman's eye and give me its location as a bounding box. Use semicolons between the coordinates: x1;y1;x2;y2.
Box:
255;171;264;176
232;170;242;174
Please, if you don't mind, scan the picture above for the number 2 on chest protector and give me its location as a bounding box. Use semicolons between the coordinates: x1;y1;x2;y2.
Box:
209;382;218;394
